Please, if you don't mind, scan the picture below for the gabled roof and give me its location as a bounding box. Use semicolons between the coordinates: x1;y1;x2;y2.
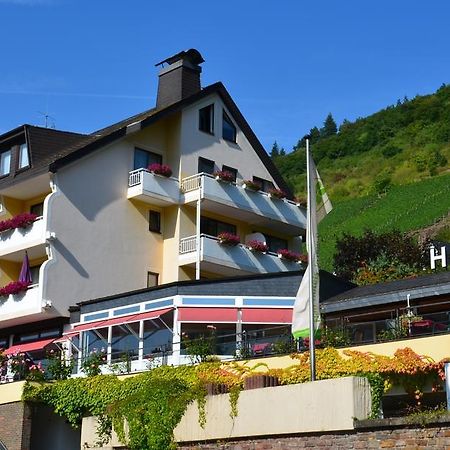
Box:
322;271;450;313
47;82;292;196
0;125;92;187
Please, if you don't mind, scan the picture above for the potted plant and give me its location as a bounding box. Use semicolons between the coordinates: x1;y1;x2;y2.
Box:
213;170;235;183
294;196;307;207
0;213;38;233
0;280;30;297
268;188;287;199
217;232;240;246
147;163;173;178
242;180;261;191
277;249;304;263
246;240;268;254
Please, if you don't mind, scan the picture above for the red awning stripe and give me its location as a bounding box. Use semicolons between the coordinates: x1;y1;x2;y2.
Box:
178;307;238;322
241;308;293;324
67;307;173;334
4;338;56;355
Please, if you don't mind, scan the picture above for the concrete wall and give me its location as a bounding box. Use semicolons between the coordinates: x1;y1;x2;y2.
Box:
46;135;169;310
174;376;371;443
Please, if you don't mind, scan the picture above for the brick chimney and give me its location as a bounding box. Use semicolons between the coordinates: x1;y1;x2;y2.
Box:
155;49;204;109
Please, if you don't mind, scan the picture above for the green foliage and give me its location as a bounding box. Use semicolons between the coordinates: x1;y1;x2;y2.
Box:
183;329;217;363
273;84;450;201
372;170;391;195
318;174;450;271
81;349;107;377
46;350;73;380
333;230;427;282
270;141;280;158
365;373;385;419
321;113;337;138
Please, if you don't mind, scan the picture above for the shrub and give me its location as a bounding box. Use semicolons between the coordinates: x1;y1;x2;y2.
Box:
81;349;107;377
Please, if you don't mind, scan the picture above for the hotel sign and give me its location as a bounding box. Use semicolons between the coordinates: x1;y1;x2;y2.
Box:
430;245;447;269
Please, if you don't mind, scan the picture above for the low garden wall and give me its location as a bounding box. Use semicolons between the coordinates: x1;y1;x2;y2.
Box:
177;417;450;449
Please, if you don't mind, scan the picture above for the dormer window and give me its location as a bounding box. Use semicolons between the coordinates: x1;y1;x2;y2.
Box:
222;110;236;143
0;150;11;176
18;144;30;169
199;104;214;134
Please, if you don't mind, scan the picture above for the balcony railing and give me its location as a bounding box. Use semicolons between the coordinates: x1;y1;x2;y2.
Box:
127;169;180;206
180;173;306;234
0;217;46;259
179;234;301;274
180;173;202;193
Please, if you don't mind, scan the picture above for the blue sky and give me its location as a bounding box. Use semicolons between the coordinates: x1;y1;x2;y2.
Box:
1;0;449;152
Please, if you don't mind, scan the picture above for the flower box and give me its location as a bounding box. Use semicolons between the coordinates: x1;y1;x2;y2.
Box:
242;180;261;191
0;280;30;297
268;188;287;199
147;163;173;178
246;240;268;254
277;249;305;263
294;196;307;207
217;232;240;246
213;170;235;183
0;213;38;233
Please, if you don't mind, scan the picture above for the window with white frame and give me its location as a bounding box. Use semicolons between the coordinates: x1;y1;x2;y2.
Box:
0;150;11;176
18;143;30;169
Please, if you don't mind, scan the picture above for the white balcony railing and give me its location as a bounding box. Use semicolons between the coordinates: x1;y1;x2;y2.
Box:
180;173;202;193
179;235;197;254
179;234;300;274
0;217;46;259
180;174;306;234
127;169;180;206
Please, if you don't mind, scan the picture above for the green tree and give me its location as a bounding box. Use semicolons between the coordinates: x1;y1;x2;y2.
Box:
270;141;280;159
333;230;428;282
321;113;337;138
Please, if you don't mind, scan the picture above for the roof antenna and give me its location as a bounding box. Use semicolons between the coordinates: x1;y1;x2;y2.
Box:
37;110;56;129
38;97;56;128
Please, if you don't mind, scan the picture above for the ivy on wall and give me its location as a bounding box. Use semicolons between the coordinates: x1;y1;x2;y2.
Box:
22;348;447;449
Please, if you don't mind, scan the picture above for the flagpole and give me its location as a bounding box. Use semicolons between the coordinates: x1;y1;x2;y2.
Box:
306;136;316;381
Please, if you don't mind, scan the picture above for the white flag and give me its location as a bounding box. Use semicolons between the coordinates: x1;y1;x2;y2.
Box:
291;149;331;338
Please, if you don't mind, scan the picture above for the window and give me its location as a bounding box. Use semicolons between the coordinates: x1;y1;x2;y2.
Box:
222;165;237;182
149;210;161;233
264;234;288;254
18;144;30;169
134;148;162;170
222;110;237;142
30;202;44;217
30;265;41;285
0;150;11;176
147;272;159;288
199;104;214;134
253;176;275;193
198;157;215;175
200;216;236;237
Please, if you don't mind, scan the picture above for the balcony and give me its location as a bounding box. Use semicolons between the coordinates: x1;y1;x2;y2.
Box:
179;234;301;276
180;174;306;235
127;169;180;206
0;217;47;261
0;284;45;326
